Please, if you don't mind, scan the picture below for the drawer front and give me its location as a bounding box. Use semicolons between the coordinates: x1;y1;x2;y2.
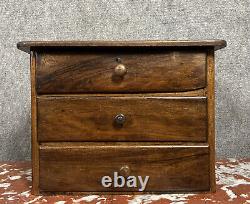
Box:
36;49;206;94
37;96;207;142
39;143;210;192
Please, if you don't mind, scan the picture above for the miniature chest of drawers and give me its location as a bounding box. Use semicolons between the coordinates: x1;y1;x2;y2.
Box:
17;40;226;195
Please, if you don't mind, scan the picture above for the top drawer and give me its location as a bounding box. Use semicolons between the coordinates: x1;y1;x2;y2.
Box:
36;48;206;94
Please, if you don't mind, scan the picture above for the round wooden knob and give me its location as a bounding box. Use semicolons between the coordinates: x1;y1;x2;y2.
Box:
114;114;126;125
114;64;127;77
119;165;130;177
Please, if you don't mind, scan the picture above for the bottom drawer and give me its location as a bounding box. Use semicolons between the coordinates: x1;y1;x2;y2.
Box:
39;143;210;192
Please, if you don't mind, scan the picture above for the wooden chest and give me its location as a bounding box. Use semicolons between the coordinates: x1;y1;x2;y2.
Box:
17;40;226;194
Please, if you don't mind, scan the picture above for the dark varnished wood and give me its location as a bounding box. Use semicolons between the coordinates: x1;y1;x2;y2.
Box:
30;52;39;195
37;96;207;142
40;89;206;97
36;50;206;94
17;40;226;194
39;143;210;192
17;40;226;53
207;49;216;192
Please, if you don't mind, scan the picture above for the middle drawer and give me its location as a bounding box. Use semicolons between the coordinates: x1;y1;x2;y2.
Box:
37;96;207;142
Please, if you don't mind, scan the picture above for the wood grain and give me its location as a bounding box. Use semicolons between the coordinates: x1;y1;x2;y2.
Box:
207;49;216;192
36;50;206;94
17;40;227;53
39;143;210;192
37;96;207;142
40;88;206;97
30;51;39;195
17;40;227;194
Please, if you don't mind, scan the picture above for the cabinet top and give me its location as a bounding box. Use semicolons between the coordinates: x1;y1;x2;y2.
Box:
17;40;226;53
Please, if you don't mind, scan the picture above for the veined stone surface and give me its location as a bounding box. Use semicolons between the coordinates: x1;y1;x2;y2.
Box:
0;159;249;203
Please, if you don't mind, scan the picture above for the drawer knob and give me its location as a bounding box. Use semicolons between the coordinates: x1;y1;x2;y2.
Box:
114;64;127;77
114;114;126;125
119;165;130;177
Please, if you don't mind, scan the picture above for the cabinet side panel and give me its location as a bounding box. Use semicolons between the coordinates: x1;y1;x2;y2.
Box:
30;51;39;195
207;49;216;192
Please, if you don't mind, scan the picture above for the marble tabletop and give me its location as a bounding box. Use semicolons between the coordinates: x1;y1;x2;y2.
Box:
0;159;249;204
